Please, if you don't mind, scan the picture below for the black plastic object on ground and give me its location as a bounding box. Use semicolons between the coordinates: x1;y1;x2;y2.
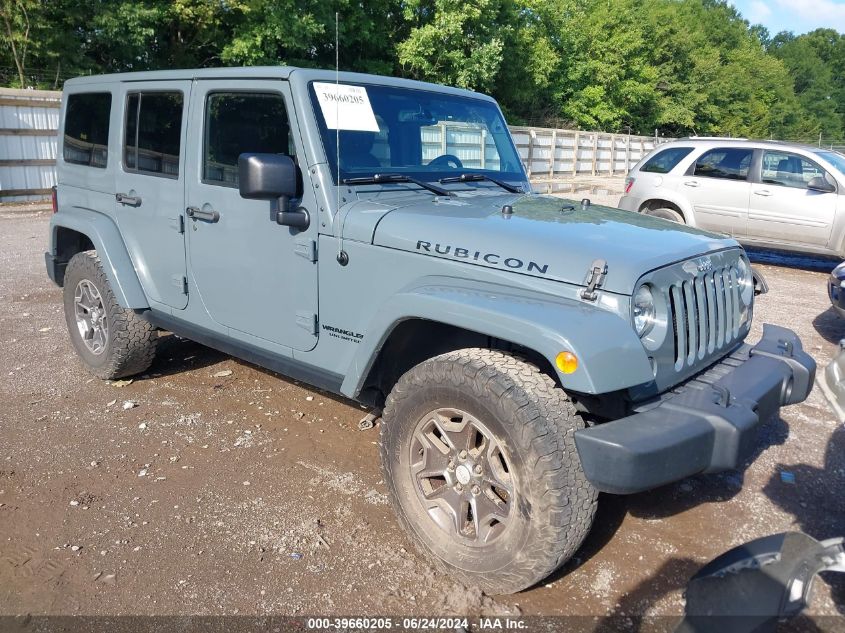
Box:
676;532;844;633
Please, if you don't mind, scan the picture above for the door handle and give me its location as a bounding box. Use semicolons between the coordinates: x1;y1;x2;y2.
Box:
683;180;700;188
186;206;220;222
116;192;142;206
754;189;773;197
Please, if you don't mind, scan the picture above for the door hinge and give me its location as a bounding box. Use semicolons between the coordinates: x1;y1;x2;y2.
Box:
580;259;607;302
294;239;318;262
171;274;188;295
296;311;318;335
170;214;185;234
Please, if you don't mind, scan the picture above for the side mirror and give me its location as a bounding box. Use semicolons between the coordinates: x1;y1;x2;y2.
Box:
237;153;309;230
807;175;836;193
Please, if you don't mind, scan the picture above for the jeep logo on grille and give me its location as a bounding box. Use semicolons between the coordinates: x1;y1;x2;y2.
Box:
696;257;713;273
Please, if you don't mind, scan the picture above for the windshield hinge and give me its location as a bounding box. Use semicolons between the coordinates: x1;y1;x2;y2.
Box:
580;259;607;302
295;238;317;262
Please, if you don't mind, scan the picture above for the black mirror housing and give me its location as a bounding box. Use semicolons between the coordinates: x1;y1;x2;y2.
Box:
238;153;298;200
807;175;836;193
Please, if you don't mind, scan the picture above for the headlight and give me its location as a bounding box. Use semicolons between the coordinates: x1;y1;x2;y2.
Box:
632;285;656;337
736;257;754;305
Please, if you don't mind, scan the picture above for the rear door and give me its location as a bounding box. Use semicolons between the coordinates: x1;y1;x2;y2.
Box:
184;80;319;351
114;82;191;309
747;149;837;248
680;147;753;237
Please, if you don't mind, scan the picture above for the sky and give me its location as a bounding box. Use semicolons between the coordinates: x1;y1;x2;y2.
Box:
731;0;845;35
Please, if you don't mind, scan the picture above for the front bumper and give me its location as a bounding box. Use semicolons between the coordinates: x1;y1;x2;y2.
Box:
828;272;845;318
574;324;815;494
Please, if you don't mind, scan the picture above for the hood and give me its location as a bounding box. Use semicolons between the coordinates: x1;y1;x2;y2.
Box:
368;193;738;295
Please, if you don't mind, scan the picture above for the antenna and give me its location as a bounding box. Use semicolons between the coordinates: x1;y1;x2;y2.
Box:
335;11;349;266
335;10;340;209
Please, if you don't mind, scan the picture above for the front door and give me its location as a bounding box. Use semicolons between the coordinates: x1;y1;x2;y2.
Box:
184;80;319;351
747;149;838;248
114;81;191;309
680;146;753;237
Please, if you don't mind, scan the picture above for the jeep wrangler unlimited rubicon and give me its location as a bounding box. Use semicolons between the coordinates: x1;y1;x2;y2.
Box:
46;68;815;594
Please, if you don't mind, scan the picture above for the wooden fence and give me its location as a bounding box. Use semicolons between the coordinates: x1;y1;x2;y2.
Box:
510;126;667;179
0;86;666;202
0;88;61;201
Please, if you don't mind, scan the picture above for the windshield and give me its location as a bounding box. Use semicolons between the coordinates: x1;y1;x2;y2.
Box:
309;82;526;184
814;150;845;176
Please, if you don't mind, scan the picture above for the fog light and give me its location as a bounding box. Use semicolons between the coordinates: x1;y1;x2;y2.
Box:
556;351;578;374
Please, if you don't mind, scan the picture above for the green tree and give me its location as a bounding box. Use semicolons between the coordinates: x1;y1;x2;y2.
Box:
396;0;513;92
770;29;845;139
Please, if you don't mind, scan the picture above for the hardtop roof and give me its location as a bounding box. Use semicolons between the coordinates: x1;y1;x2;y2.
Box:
63;66;494;102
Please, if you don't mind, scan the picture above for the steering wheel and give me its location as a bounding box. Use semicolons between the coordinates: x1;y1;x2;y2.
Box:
428;154;464;169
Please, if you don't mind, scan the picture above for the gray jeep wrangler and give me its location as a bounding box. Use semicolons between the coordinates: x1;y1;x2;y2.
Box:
45;67;815;594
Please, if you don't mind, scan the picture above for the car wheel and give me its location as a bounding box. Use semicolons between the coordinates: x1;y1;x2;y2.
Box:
380;348;598;594
645;207;685;223
63;250;158;380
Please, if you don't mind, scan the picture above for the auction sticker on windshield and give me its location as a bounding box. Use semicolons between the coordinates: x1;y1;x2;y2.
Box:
313;82;379;132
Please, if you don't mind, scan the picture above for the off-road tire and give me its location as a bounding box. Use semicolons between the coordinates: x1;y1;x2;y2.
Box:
380;348;598;594
63;250;157;379
645;206;685;223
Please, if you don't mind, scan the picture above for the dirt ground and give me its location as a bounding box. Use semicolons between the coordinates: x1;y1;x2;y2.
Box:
1;205;843;626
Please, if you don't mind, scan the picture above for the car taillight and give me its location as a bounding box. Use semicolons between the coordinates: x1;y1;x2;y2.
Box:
624;177;635;194
51;186;58;213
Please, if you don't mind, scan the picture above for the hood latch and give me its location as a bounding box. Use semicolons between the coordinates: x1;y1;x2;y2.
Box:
580;259;607;301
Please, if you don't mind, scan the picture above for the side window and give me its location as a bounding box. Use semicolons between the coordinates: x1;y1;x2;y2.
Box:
204;92;294;187
640;147;693;174
693;147;753;180
761;150;826;189
63;93;111;168
123;92;184;177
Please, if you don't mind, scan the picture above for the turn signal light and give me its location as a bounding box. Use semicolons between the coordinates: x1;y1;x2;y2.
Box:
51;186;57;214
555;351;578;374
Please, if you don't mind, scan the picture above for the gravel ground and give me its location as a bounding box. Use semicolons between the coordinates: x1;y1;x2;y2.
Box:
0;207;843;625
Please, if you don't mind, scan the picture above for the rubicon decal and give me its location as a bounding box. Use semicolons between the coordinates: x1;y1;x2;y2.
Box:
415;241;549;275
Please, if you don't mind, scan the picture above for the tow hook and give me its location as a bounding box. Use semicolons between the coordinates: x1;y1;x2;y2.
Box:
358;410;381;431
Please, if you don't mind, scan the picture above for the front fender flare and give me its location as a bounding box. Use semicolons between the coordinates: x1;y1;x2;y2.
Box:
50;208;148;309
340;279;654;398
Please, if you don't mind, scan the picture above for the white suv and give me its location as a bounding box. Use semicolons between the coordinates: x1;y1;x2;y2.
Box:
618;138;845;257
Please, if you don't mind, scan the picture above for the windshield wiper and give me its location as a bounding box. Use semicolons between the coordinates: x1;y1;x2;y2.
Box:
438;173;523;194
342;173;452;197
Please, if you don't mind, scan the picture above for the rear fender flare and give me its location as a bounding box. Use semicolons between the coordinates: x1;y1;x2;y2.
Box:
50;208;148;309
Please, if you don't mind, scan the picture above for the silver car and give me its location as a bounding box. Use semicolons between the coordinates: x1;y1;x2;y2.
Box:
619;138;845;257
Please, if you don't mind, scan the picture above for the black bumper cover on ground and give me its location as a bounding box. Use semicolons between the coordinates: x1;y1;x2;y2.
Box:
574;324;815;495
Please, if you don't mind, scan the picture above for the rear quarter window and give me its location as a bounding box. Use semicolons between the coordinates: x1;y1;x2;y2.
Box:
640;147;693;174
63;93;112;168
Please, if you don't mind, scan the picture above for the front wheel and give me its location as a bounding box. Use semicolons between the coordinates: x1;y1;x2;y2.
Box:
380;348;597;594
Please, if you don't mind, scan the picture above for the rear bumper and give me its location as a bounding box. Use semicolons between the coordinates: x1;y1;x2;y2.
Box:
45;251;65;286
617;195;640;212
574;324;815;494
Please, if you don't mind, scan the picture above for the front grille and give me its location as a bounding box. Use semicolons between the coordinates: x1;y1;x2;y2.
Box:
668;265;742;371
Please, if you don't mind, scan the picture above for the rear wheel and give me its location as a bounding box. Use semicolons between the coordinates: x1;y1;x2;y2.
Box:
644;206;685;223
63;250;157;379
380;348;597;594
